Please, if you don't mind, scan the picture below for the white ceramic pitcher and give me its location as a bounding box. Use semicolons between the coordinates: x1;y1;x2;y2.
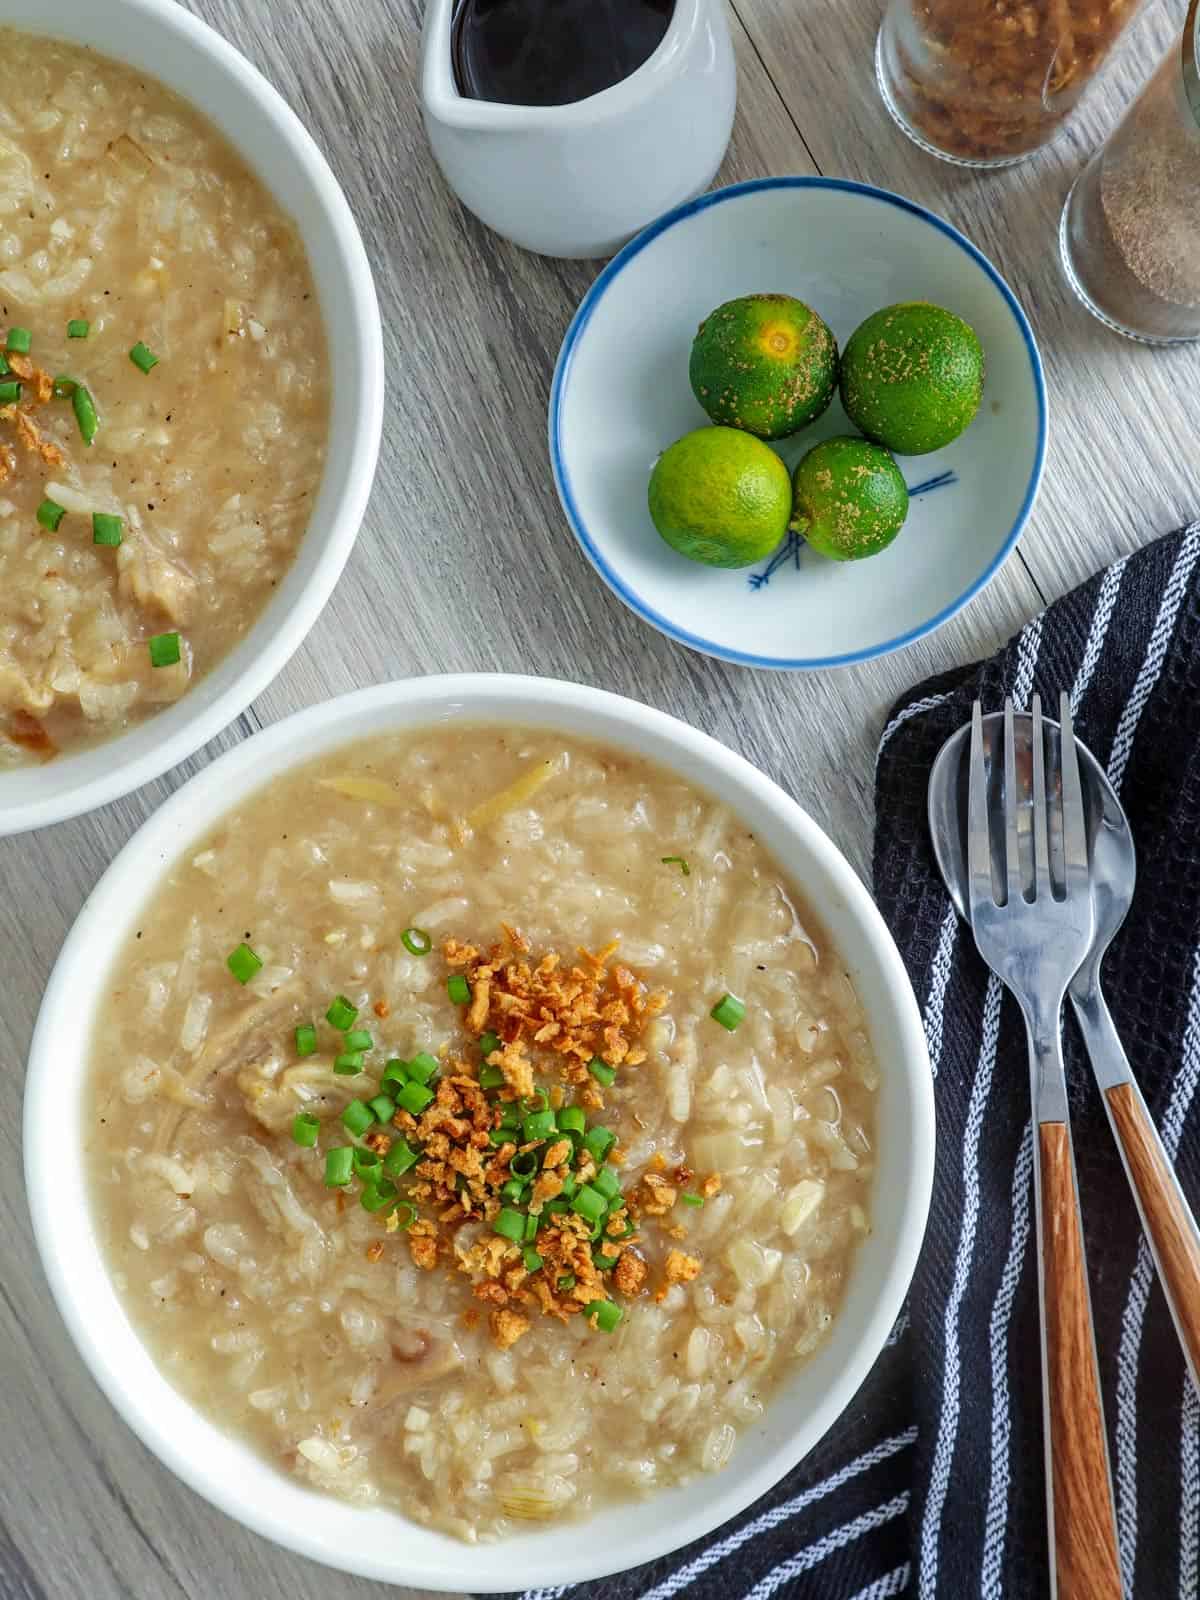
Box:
420;0;737;259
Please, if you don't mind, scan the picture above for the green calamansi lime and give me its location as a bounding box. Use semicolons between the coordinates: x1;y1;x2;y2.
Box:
648;426;792;569
790;435;909;561
689;293;839;440
839;301;984;456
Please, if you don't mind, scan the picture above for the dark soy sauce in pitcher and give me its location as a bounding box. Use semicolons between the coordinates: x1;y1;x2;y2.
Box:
452;0;675;108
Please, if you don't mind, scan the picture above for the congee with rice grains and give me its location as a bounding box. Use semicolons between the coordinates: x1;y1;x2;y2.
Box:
88;729;878;1539
0;29;327;765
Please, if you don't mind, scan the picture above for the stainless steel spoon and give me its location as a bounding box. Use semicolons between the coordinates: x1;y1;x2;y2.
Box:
929;706;1200;1396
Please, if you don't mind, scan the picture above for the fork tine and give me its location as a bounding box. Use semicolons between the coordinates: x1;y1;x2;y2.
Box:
1003;697;1022;904
968;700;993;908
1060;691;1089;892
1031;693;1051;895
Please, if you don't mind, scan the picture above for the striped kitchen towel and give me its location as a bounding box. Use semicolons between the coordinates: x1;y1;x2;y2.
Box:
498;520;1200;1600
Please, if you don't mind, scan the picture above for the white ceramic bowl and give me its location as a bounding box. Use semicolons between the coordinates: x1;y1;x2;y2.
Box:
550;176;1047;669
27;674;934;1590
0;0;384;835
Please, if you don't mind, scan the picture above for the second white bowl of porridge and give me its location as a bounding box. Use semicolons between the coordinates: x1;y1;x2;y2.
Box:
27;675;934;1588
0;0;383;832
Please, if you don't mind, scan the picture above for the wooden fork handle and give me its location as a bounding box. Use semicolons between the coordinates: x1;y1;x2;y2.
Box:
1039;1121;1124;1599
1105;1080;1200;1387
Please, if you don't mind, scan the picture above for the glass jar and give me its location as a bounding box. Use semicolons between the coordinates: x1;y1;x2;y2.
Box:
876;0;1148;167
1060;0;1200;343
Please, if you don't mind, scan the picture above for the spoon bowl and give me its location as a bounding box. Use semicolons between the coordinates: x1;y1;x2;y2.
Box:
927;706;1136;1000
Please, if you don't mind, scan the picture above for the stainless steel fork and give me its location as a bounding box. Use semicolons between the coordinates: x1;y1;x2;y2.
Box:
967;693;1123;1600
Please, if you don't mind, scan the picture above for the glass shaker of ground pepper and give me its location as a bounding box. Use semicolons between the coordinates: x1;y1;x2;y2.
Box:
876;0;1148;166
1060;0;1200;343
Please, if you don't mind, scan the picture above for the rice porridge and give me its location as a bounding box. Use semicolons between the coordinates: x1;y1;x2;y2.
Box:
0;30;328;764
87;729;878;1540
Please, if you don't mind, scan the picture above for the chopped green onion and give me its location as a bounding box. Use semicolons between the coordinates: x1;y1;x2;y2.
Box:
407;1051;439;1085
499;1103;522;1129
559;1172;578;1199
523;1108;556;1143
395;1080;434;1115
353;1147;383;1181
479;1030;501;1058
92;512;123;547
585;1299;622;1333
593;1247;619;1272
710;993;745;1032
480;1063;505;1089
392;1201;417;1231
510;1150;539;1179
558;1106;586;1138
361;1179;398;1213
341;1100;374;1137
583;1125;615;1165
571;1184;608;1224
0;380;20;404
342;1028;373;1052
493;1207;525;1242
0;352;8;375
148;631;181;668
291;1112;320;1147
523;1247;543;1272
333;1052;365;1075
557;1273;576;1291
521;1091;549;1114
52;374;74;398
401;926;432;956
66;319;89;339
225;941;262;984
325;995;358;1029
682;1192;704;1208
295;1023;318;1057
543;1197;571;1215
661;855;691;875
36;498;65;532
381;1058;408;1087
500;1177;527;1205
593;1166;621;1203
129;341;159;373
324;1146;354;1187
587;1056;616;1087
6;328;31;354
383;1139;420;1177
72;384;98;445
447;974;470;1005
524;1212;539;1242
368;1094;396;1123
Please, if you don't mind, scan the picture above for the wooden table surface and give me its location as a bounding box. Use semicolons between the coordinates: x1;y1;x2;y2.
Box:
2;0;1197;1595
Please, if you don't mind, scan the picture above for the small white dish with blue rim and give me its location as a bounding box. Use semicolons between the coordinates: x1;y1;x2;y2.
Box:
549;176;1047;670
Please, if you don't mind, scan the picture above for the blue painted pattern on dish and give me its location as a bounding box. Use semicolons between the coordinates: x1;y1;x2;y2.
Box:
548;176;1047;671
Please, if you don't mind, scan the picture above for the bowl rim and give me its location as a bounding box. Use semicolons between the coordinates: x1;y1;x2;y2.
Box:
0;0;385;834
25;673;935;1587
548;173;1048;671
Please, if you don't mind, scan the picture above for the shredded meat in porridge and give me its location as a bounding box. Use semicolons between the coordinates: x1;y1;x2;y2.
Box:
87;730;878;1539
0;30;328;765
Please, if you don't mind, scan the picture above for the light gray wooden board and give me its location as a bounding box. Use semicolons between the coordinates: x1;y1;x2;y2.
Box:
0;0;1182;1593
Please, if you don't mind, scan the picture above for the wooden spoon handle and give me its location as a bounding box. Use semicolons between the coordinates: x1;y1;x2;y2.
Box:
1105;1079;1200;1388
1039;1121;1124;1600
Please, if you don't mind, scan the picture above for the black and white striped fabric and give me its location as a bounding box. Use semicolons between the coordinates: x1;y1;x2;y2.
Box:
501;521;1200;1600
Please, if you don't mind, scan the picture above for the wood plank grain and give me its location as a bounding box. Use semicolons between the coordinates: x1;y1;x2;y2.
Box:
1106;1081;1200;1389
1038;1122;1124;1600
0;2;1048;1598
731;0;1200;608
